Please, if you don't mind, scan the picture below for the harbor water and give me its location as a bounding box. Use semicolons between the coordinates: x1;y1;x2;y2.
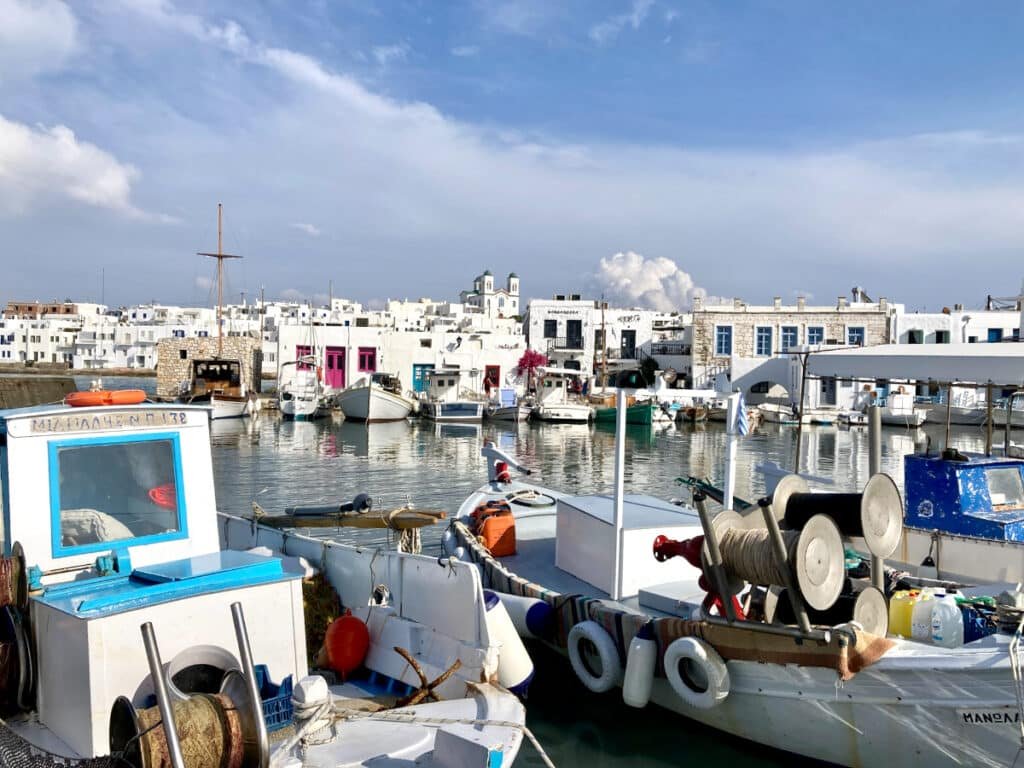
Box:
95;379;996;765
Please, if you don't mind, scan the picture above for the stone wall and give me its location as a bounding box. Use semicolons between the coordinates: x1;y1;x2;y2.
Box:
155;336;263;399
0;376;76;408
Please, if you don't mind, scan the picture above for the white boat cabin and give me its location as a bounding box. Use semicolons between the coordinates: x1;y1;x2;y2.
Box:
536;367;584;406
425;367;473;402
0;403;305;757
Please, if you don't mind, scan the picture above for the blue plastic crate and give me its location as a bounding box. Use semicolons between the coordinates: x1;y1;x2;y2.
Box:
255;664;294;732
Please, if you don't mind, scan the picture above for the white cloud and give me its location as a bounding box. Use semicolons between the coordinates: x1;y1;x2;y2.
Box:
593;252;708;311
477;0;559;37
0;113;158;218
0;0;79;80
590;0;654;44
372;43;409;67
291;222;321;237
195;275;212;291
451;45;480;57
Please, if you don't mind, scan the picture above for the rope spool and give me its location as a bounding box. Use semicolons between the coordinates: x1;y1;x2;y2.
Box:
110;693;244;768
772;473;903;558
765;584;888;636
717;513;844;611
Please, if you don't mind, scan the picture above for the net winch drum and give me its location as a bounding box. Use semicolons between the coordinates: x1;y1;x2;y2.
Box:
764;583;888;635
109;668;266;768
853;586;888;636
772;473;903;558
703;510;749;596
709;510;845;611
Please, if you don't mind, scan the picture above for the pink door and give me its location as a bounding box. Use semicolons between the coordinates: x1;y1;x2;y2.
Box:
325;346;345;389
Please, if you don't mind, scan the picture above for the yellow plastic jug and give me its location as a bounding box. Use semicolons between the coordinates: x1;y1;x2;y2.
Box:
888;590;919;638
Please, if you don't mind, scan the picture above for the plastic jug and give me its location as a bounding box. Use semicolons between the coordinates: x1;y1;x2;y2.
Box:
910;589;936;642
931;592;965;648
888;590;919;638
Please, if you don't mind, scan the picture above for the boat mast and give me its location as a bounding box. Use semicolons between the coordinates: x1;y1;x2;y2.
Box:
601;296;608;394
197;203;242;357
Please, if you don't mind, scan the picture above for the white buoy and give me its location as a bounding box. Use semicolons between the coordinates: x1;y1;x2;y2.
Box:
496;593;553;640
483;590;534;696
622;623;656;708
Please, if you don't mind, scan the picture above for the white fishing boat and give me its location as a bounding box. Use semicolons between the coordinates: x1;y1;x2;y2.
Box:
336;373;416;423
0;398;531;766
444;398;1023;768
420;369;484;423
880;391;927;427
531;368;591;423
278;354;326;421
757;402;809;425
486;387;531;422
919;387;990;426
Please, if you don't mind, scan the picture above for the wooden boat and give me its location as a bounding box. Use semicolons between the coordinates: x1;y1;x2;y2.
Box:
419;369;484;423
0;400;529;766
278;354;327;421
593;401;659;426
336;372;415;423
880;392;927;427
444;437;1023;768
531;368;591;423
486;387;531;422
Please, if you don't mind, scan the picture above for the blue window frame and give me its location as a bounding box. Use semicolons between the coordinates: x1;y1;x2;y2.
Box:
806;327;824;345
989;328;1004;343
847;326;866;346
48;432;188;557
781;326;799;351
715;326;732;356
755;327;773;356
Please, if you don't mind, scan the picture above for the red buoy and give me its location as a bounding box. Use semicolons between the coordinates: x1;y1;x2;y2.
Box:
323;610;369;679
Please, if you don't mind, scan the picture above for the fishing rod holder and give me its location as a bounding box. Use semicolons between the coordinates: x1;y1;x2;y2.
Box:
140;622;186;768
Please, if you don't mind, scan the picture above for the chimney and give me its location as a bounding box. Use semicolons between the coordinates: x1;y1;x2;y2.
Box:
954;303;964;311
796;296;806;311
693;296;704;311
879;297;888;311
733;298;743;309
838;296;848;309
773;296;782;310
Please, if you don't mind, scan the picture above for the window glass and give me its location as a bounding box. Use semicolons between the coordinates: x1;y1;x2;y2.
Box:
781;326;798;351
755;327;772;356
987;468;1024;508
543;319;557;338
847;327;866;346
715;326;732;356
55;438;181;548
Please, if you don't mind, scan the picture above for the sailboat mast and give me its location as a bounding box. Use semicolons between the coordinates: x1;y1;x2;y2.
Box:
601;296;608;394
197;202;242;359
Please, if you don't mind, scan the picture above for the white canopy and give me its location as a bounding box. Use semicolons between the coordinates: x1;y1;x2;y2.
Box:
806;344;1024;386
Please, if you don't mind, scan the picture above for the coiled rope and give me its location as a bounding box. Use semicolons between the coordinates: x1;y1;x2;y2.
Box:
719;527;800;586
132;694;244;768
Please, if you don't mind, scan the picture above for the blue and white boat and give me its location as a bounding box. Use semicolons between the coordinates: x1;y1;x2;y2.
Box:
420;369;484;423
0;399;527;766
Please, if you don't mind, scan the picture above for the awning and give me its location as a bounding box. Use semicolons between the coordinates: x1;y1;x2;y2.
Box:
805;344;1024;386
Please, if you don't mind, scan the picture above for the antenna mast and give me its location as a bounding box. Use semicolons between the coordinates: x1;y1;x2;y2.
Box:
197;203;242;357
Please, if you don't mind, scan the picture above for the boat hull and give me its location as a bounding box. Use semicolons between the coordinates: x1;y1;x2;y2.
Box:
880;408;927;427
423;401;484;422
210;394;249;420
336;384;414;423
593;403;656;425
486;404;531;422
533;404;591;423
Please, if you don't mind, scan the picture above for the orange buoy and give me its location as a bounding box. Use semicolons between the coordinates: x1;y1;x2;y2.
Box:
65;389;147;407
323;609;369;679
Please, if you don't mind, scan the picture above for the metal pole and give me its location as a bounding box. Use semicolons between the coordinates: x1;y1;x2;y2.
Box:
868;405;885;592
757;498;813;635
230;602;270;768
722;392;739;511
140;622;186;768
693;493;737;622
793;352;809;472
944;383;953;452
611;388;627;600
986;382;994;456
217;203;223;357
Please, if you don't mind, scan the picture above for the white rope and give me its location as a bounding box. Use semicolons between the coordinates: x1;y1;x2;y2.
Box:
331;707;557;768
719;527;800;586
269;701;332;767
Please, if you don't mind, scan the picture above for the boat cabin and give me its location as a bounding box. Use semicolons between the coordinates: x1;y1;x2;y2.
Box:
0;403;304;757
371;372;403;394
537;367;584;405
426;368;470;403
190;358;244;396
905;453;1024;541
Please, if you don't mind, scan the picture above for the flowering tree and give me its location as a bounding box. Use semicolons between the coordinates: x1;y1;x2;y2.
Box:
515;349;548;393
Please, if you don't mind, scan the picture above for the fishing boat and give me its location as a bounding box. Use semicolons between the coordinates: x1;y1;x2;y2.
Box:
444;401;1023;767
278;354;327;421
180;205;253;421
880;390;928;427
486;387;531;422
593;400;660;426
531;368;591;423
919;387;990;427
420;369;484;423
336;372;416;423
757;402;808;425
0;397;531;766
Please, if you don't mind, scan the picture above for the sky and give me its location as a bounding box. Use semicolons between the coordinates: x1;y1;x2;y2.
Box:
3;0;1024;312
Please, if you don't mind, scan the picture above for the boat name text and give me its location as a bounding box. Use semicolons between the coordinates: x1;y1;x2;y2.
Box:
957;708;1019;725
30;410;190;434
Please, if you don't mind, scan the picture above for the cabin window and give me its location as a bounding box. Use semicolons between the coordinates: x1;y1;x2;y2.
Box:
50;433;187;556
987;468;1024;509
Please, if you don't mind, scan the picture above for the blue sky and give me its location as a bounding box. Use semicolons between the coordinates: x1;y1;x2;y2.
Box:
2;1;1023;311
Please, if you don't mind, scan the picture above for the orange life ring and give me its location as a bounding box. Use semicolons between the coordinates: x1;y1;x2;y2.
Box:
65;389;147;407
148;483;177;510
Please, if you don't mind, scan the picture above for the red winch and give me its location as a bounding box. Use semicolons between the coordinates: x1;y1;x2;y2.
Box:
652;533;746;620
